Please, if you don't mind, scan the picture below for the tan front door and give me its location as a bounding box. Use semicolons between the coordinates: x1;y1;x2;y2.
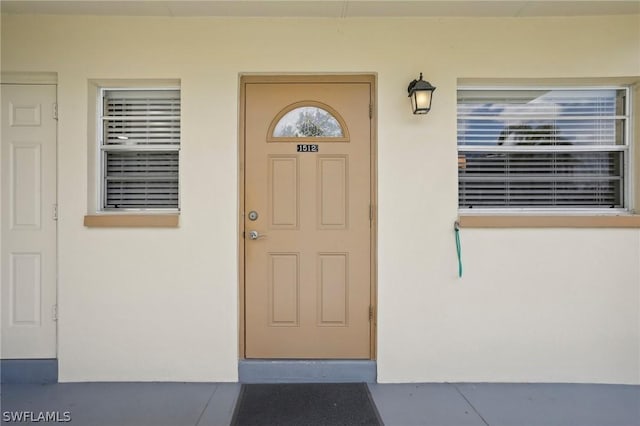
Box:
243;76;374;359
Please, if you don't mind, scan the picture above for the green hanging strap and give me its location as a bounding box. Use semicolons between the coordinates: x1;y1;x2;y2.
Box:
454;221;463;278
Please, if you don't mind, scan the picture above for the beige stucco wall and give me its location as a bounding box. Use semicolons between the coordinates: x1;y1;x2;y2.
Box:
1;14;639;383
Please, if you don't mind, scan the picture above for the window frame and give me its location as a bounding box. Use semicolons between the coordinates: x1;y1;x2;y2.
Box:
97;86;181;213
457;85;633;215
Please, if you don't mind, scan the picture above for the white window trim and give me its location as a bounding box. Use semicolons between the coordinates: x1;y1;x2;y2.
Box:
97;86;181;213
457;85;633;215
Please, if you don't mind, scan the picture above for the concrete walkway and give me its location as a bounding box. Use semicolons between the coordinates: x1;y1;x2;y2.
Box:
1;382;638;425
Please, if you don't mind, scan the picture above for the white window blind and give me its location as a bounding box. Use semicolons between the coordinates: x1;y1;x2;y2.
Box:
100;89;180;210
457;88;629;210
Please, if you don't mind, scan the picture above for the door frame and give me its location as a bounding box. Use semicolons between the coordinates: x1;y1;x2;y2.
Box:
238;74;378;359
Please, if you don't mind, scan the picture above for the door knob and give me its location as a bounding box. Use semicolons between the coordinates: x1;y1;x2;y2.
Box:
248;230;265;240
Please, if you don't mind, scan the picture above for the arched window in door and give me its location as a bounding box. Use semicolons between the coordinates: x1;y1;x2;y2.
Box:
268;101;349;142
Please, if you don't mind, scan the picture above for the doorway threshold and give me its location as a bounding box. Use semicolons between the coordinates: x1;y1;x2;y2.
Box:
239;360;376;383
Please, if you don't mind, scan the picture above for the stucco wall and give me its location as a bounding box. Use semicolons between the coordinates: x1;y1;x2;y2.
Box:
1;14;639;383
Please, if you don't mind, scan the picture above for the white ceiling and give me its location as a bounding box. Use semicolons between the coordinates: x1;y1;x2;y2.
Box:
1;0;639;18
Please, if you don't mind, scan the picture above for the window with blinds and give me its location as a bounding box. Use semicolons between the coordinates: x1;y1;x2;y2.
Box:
100;89;180;210
457;88;629;210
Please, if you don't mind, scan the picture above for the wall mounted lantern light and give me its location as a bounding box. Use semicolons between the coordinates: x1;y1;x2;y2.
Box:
407;73;436;115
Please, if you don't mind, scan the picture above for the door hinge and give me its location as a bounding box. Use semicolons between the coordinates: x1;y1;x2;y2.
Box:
52;204;58;221
369;306;374;321
369;204;373;221
52;304;58;321
368;103;373;119
52;103;58;120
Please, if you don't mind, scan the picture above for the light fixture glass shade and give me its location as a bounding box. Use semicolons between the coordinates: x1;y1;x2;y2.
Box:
408;73;436;114
411;90;432;114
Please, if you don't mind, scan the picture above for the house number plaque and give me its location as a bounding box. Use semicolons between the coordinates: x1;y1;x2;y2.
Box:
297;144;319;152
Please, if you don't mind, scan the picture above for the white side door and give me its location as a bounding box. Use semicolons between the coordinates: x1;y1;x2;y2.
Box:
1;84;57;359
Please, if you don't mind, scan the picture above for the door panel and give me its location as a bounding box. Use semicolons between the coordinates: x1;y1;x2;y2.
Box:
317;156;348;229
318;253;348;325
269;156;298;229
1;84;57;359
244;81;371;359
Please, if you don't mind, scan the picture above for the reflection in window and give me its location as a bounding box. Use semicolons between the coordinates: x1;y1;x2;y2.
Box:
457;89;625;147
273;106;344;138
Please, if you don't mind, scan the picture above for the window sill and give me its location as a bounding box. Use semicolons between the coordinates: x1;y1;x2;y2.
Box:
83;214;179;228
458;215;640;228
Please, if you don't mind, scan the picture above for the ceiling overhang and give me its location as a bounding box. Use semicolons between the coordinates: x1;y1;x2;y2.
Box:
1;0;639;18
